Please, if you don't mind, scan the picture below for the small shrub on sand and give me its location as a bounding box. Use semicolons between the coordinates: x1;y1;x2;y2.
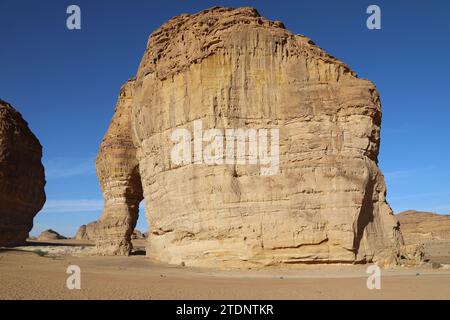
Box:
33;249;48;257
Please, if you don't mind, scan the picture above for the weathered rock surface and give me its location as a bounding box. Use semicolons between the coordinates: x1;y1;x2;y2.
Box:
398;210;450;244
0;99;46;246
94;79;143;255
93;6;403;267
74;221;100;240
37;229;66;241
75;224;88;240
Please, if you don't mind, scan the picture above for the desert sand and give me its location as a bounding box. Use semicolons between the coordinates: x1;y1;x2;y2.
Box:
1;239;449;300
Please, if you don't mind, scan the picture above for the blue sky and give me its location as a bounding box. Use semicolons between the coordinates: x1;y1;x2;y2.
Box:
1;0;449;237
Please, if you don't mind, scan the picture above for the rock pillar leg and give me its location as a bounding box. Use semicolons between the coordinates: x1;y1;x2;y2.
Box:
94;80;143;255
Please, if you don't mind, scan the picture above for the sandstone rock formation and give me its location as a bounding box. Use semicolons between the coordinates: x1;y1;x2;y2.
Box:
75;224;88;240
76;221;145;241
37;229;66;241
93;6;404;267
131;230;145;240
75;221;99;240
0;99;46;247
398;210;450;244
94;79;144;254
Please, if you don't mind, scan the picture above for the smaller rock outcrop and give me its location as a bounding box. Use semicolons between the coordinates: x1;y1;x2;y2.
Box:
75;225;88;240
75;221;145;242
0;99;46;246
74;221;100;240
37;229;66;241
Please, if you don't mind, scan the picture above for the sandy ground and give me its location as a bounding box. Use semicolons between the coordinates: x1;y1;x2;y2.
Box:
1;240;450;300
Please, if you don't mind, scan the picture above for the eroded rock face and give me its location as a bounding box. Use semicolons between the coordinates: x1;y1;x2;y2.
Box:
75;221;144;241
75;224;88;240
94;7;403;267
0;99;46;246
75;221;99;240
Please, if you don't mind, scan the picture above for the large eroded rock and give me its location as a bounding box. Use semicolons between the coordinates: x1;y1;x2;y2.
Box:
93;7;403;267
0;99;46;246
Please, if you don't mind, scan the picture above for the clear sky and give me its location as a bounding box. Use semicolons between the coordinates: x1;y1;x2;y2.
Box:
1;0;449;237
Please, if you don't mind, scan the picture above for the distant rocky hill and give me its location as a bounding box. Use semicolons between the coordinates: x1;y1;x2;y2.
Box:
397;210;450;244
37;229;67;241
